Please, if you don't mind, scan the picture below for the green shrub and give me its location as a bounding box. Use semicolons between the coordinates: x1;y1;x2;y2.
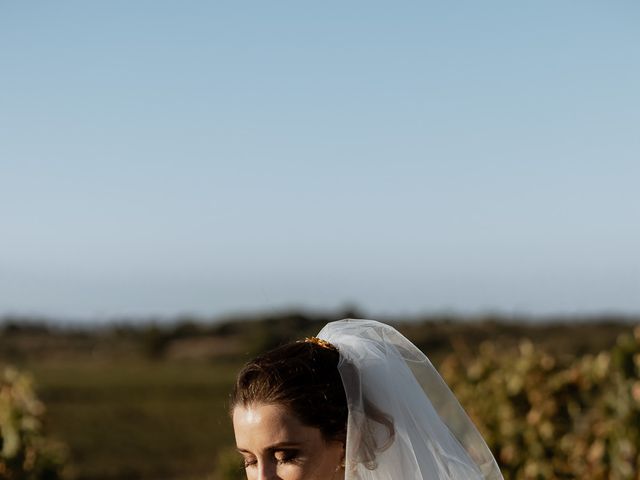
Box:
440;326;640;479
0;365;68;479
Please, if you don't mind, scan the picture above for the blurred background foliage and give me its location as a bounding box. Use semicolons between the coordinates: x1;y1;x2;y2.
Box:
0;311;638;479
441;327;640;480
0;365;68;479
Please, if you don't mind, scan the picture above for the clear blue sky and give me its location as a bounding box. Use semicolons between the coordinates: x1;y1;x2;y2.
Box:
1;2;639;321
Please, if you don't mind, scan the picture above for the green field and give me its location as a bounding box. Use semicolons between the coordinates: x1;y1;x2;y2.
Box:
24;359;240;480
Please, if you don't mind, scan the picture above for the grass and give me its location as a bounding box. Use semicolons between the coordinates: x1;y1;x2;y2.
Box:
26;359;242;480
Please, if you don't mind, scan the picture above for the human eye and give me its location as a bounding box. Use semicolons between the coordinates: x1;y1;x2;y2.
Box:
274;449;300;465
240;455;257;469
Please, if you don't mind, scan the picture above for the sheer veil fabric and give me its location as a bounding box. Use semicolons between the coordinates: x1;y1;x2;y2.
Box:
317;319;503;480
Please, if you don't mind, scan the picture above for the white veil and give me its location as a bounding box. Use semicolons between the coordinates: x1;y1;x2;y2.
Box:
317;319;503;480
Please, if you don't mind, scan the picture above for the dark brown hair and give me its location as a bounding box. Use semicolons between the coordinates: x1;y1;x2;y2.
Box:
229;340;348;443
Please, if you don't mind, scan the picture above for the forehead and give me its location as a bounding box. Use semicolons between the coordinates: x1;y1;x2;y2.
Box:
233;403;321;450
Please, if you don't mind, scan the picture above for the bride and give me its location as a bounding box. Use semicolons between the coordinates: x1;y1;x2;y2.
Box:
230;318;503;479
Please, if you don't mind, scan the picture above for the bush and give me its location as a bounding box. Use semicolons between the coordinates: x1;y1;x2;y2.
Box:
0;365;68;479
440;326;640;479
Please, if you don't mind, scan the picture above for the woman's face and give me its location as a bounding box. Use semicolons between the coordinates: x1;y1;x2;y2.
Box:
233;403;345;480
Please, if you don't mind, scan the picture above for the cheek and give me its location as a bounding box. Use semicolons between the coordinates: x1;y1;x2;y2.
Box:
275;462;320;480
275;463;305;480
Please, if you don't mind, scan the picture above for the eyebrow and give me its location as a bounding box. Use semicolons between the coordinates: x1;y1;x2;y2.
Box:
236;442;302;454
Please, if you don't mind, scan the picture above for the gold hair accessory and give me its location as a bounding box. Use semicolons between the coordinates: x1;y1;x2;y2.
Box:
302;336;336;351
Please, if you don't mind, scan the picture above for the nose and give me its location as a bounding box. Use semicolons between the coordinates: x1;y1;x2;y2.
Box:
256;460;279;480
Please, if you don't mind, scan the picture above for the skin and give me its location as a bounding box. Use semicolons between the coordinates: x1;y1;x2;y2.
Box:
233;403;345;480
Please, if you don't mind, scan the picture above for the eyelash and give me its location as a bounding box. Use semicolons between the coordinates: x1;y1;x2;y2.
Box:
242;459;256;469
242;451;299;469
276;450;299;464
